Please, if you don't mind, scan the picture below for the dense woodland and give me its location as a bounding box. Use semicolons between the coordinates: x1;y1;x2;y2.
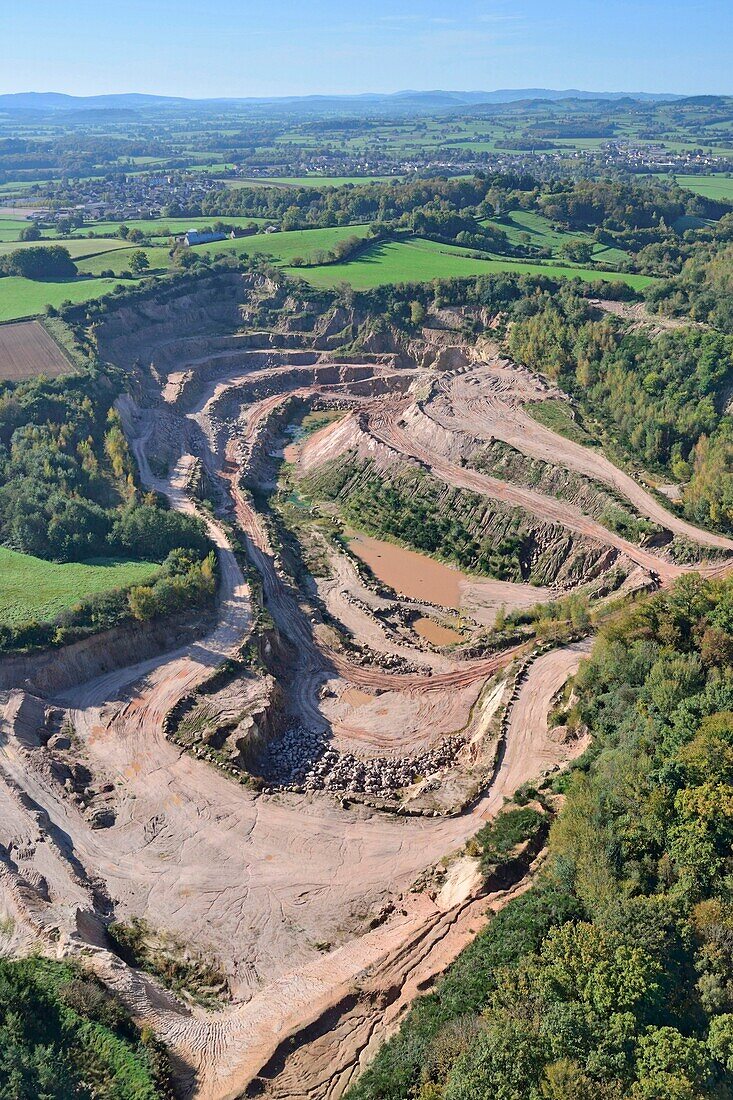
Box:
506;288;733;532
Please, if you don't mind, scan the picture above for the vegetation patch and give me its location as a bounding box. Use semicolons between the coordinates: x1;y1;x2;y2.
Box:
0;547;160;626
526;398;600;446
108;917;230;1008
0;956;172;1099
508;291;733;533
301;453;606;585
467;806;547;883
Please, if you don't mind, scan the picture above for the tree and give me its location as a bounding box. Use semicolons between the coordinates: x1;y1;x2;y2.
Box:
1;245;77;281
560;240;594;264
18;224;41;242
410;301;426;326
128;250;150;276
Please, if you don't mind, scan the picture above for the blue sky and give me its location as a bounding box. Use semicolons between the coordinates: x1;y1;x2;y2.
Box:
4;0;732;98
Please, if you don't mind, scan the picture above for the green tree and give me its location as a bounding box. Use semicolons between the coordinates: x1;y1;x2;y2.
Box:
128;250;150;276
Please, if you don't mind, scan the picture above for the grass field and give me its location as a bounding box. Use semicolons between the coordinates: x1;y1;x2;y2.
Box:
0;320;72;381
81;215;268;236
0;547;159;626
285;237;656;290
0;276;124;323
675;174;733;202
199;223;372;263
0;217;29;242
482;210;576;250
76;246;171;277
76;225;374;277
0;237;132;259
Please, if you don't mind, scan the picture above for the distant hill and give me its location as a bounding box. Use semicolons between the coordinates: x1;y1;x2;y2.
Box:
0;88;683;116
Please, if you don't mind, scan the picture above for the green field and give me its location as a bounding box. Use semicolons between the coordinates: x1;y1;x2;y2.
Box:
0;237;131;259
0;547;159;626
76;224;374;277
0;275;125;322
0;217;29;242
198;222;372;263
76;246;172;276
1;221;653;323
285;237;656;290
482;210;627;264
675;174;733;202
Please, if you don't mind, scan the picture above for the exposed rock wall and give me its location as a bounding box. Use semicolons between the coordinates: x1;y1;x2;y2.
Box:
0;610;215;696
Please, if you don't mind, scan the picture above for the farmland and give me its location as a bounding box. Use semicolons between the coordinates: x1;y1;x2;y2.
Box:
0;319;72;381
0;236;132;259
0;547;159;626
75;224;374;276
81;214;268;236
675;173;733;201
0;275;124;322
285;236;656;290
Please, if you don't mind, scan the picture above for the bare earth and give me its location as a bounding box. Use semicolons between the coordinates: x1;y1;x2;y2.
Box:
0;319;71;381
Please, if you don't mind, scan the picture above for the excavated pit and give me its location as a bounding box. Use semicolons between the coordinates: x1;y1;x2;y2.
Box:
3;275;731;1100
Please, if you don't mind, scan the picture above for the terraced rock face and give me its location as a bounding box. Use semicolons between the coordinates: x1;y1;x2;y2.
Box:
301;453;628;587
1;275;731;1100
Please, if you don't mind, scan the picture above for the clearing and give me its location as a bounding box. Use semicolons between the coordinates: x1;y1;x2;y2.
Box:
0;275;124;323
0;547;159;626
676;173;733;202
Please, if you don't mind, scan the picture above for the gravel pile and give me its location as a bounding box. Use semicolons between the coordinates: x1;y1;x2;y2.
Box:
262;726;464;794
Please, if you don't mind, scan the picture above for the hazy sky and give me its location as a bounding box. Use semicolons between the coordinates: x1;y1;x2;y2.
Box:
4;0;732;98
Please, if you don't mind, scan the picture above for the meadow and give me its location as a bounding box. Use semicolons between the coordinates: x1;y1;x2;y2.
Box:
0;547;159;626
0;237;131;259
82;214;268;236
76;225;374;276
285;236;656;290
675;173;733;202
481;210;627;265
0;275;124;322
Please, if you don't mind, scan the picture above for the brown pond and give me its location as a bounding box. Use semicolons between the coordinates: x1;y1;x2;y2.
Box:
349;533;464;608
413;616;462;646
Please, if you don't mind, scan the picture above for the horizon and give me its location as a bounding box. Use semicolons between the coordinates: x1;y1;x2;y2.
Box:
0;85;697;103
5;0;733;100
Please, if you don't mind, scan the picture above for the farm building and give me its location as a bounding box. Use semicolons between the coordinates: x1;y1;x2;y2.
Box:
182;229;227;246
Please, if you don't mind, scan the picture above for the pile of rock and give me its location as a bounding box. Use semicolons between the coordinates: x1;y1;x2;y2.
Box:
262;725;464;795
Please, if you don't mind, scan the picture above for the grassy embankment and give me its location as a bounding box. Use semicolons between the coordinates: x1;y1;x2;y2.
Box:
0;547;160;627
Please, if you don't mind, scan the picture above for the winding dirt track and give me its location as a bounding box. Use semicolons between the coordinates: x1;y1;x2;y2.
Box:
439;363;733;552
